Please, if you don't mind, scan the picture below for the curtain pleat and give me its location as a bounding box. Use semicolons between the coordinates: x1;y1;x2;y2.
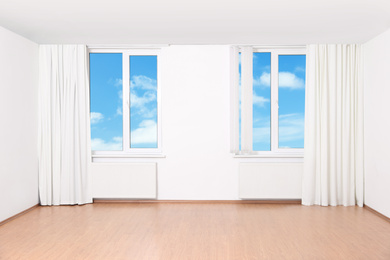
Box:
240;47;253;154
302;44;364;207
38;45;92;206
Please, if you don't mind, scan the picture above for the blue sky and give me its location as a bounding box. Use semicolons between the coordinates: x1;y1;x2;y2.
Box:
90;53;158;151
129;56;158;148
252;52;271;151
278;55;306;149
241;53;306;151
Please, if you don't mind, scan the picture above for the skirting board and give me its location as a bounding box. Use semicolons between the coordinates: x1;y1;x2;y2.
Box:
364;204;390;223
0;204;39;226
93;199;302;204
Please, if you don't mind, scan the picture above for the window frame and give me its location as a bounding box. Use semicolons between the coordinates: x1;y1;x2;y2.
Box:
236;47;306;158
89;48;162;157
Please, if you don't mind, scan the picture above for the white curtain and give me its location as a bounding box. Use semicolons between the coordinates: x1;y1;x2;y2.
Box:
302;44;364;207
38;45;92;206
230;46;240;153
240;47;253;154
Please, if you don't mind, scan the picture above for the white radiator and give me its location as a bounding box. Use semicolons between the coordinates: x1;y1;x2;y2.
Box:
239;163;303;199
92;163;157;199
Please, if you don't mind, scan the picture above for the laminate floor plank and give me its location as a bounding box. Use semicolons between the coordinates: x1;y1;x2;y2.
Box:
0;203;389;259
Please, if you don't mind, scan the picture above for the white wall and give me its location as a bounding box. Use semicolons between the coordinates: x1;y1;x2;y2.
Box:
158;45;238;199
363;28;390;218
0;26;39;222
92;45;303;200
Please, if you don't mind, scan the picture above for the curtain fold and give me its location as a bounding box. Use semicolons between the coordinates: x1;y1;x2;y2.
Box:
240;47;253;154
302;44;364;207
38;45;92;206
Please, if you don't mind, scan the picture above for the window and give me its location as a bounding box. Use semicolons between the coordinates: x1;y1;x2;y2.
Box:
89;49;161;156
236;47;306;156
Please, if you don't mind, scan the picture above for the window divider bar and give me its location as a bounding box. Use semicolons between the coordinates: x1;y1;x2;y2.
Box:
271;52;279;152
122;52;130;152
156;51;162;152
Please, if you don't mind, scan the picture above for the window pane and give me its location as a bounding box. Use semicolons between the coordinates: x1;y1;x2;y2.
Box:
253;52;271;151
90;53;123;151
129;56;158;148
278;55;306;148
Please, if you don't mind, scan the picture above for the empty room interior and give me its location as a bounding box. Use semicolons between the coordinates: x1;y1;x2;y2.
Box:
1;0;390;259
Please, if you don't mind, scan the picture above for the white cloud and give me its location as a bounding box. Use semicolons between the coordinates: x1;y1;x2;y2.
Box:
130;91;156;108
279;72;305;89
137;107;157;118
116;107;122;116
279;113;304;142
254;72;271;87
130;120;157;144
113;75;158;119
279;113;298;119
131;75;157;90
90;112;104;124
112;136;123;142
253;94;270;107
253;126;271;144
91;137;122;151
107;78;123;88
253;71;304;89
129;76;157;119
114;78;123;87
252;113;304;144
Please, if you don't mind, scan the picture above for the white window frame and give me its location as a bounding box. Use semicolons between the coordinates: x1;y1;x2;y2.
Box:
234;46;306;158
89;48;162;157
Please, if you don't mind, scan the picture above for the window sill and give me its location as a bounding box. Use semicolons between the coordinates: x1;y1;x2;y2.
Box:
233;154;303;158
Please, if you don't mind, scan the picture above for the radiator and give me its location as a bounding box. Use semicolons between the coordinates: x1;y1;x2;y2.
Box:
92;163;157;199
239;163;303;199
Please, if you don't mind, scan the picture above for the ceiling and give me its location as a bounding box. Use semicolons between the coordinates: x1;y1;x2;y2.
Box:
0;0;389;44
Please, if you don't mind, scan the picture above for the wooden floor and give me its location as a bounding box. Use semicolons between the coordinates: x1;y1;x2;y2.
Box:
1;203;390;260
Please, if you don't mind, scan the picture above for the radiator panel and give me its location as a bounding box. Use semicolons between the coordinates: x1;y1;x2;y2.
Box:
92;163;157;199
239;163;303;199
